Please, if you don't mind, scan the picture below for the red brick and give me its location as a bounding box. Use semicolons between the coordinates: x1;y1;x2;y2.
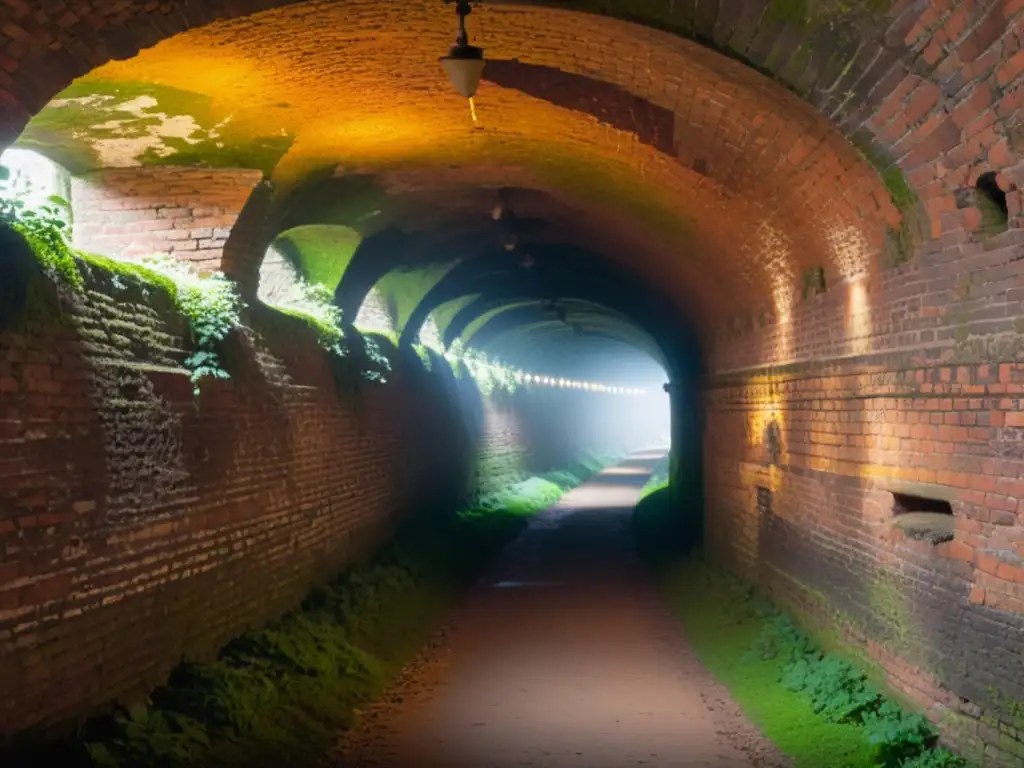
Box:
996;47;1024;86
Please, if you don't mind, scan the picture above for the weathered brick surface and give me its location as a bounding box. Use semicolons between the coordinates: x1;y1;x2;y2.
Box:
0;265;565;739
1;0;1023;760
0;1;1020;319
705;230;1024;764
71;167;264;272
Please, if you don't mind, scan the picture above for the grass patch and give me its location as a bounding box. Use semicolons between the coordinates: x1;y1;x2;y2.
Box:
8;468;594;768
660;559;877;767
637;543;967;767
637;452;670;503
637;478;668;502
478;451;616;517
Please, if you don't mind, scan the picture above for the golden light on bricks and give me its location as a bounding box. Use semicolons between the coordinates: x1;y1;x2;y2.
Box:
2;0;1020;760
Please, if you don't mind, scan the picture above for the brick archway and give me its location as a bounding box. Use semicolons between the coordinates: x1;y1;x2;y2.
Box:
2;1;1024;760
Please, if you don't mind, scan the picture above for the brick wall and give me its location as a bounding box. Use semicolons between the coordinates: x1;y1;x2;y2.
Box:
704;228;1024;765
0;245;589;740
71;167;263;272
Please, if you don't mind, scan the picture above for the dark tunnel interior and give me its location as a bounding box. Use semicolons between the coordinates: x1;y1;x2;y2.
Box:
1;0;1023;766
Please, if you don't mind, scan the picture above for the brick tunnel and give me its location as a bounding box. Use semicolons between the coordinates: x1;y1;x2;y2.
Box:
1;0;1023;765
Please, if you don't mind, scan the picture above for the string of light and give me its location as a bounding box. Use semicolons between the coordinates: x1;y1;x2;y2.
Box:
513;371;647;396
428;338;649;397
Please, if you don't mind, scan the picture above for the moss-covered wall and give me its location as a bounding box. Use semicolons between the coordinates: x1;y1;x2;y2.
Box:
0;241;611;741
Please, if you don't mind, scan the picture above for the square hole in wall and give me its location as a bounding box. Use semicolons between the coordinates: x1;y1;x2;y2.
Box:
891;493;954;545
756;485;773;516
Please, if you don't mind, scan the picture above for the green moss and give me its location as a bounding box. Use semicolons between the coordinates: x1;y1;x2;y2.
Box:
18;228;83;290
761;0;892;28
373;263;457;332
59;465;598;768
272;305;344;349
77;252;178;300
21;79;295;174
851;136;916;213
867;571;912;646
428;296;477;340
534;152;691;240
974;190;1009;238
659;559;875;767
142;133;294;176
274;225;363;293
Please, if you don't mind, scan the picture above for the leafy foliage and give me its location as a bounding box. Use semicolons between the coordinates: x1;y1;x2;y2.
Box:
359;332;393;383
134;256;245;395
412;343;432;371
441;339;521;396
898;747;967;768
86;705;209;768
0;164;81;288
863;701;937;766
638;513;962;768
0;170;244;396
744;602;944;766
267;279;346;357
781;655;882;723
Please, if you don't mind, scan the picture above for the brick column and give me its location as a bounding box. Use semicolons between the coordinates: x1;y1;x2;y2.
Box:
71;167;264;275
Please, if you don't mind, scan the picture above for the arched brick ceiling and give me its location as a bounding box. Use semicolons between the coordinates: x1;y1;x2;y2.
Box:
464;300;670;370
12;0;908;331
481;323;671;384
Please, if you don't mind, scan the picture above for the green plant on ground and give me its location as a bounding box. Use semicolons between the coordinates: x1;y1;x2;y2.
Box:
756;611;941;765
638;543;963;768
898;747;966;768
632;486;703;566
637;478;668;502
86;706;209;768
781;654;882;723
74;464;594;768
863;701;937;766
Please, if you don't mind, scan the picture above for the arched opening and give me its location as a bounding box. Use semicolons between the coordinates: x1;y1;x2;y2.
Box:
0;0;1021;765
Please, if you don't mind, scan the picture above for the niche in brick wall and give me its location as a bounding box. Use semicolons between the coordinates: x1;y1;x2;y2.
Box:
972;172;1009;237
890;492;954;546
762;420;782;466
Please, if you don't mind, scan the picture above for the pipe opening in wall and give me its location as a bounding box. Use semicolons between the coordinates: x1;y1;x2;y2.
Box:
891;492;954;546
975;171;1009;236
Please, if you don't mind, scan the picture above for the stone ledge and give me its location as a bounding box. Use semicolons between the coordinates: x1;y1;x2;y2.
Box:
892;512;955;545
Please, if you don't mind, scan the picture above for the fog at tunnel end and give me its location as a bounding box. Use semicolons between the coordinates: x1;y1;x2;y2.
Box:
0;0;1023;766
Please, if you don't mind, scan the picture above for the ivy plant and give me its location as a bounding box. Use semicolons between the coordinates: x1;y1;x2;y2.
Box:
139;256;245;396
266;279;348;359
359;333;392;383
0;164;81;288
441;338;520;396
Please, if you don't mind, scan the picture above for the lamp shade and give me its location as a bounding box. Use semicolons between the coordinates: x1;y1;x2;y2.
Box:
441;56;486;98
440;45;485;98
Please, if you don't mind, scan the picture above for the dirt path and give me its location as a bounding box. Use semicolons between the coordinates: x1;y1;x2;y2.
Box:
328;451;790;768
